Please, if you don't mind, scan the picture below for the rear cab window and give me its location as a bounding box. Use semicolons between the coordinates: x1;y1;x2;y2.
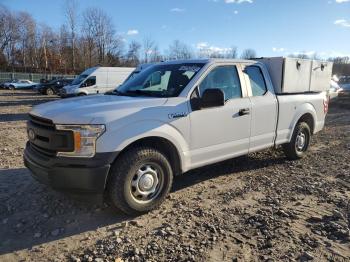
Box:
244;66;267;96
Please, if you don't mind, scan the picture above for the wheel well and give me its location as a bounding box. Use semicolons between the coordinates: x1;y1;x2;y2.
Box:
114;137;182;176
298;113;315;134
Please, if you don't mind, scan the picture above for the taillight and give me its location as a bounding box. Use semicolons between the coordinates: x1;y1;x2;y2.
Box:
323;98;329;114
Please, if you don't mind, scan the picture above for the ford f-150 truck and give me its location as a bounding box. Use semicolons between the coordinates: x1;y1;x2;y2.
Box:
24;59;329;215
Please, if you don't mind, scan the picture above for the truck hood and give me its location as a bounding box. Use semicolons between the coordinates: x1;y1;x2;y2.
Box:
30;94;167;124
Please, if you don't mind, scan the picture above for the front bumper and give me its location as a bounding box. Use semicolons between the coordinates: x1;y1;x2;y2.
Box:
59;89;77;98
60;93;77;98
24;142;118;194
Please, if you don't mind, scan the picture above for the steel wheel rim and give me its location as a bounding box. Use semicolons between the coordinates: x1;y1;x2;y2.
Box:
47;89;53;95
130;163;164;204
296;131;307;152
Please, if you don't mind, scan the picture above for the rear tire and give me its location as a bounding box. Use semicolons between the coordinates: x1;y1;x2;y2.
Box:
46;88;54;95
282;122;311;160
108;147;173;215
9;85;14;90
78;93;86;96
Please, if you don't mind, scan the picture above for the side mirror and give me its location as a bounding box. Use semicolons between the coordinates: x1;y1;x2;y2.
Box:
201;88;225;108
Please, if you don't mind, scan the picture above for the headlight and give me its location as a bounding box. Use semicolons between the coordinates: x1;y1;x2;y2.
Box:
55;124;105;158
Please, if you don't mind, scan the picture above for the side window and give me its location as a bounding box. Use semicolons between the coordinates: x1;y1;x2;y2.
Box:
245;66;267;96
199;66;241;100
83;76;96;87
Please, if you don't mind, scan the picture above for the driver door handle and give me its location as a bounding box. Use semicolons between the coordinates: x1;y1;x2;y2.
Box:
238;108;250;116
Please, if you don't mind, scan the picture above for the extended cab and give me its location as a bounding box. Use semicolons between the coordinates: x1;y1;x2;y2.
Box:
24;59;329;215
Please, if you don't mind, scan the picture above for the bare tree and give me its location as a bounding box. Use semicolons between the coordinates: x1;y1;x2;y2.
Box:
0;5;14;52
240;48;257;59
81;8;96;67
0;5;20;69
126;40;141;66
168;40;193;60
81;7;115;65
142;36;157;63
64;0;78;71
328;56;350;64
149;45;163;62
296;54;309;59
226;46;238;59
17;12;37;71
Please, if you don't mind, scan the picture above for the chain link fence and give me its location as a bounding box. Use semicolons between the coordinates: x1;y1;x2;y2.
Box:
0;72;76;83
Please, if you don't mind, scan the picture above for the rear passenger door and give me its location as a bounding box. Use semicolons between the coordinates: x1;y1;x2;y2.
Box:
242;64;278;152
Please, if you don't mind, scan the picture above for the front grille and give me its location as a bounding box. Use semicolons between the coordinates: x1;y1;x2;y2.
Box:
29;114;54;130
27;114;74;157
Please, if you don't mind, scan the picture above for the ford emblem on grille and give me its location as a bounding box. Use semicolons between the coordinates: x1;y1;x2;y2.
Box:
28;128;36;141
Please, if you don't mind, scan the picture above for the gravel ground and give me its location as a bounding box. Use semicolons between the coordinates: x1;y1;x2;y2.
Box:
0;89;349;262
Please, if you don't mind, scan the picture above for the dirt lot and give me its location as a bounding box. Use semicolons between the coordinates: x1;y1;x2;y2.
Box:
0;89;349;262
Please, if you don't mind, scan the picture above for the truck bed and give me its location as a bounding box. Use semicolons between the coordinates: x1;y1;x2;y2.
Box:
275;91;327;146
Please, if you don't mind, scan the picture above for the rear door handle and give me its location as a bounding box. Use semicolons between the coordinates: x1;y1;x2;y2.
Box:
238;108;250;116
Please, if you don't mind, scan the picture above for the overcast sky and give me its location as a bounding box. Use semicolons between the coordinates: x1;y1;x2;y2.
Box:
2;0;350;58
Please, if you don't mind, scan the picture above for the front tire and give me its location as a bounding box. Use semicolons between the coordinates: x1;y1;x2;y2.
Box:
282;122;311;160
108;147;173;215
9;85;14;90
46;88;54;95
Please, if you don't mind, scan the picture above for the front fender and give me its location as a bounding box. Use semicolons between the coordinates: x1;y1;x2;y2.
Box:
96;120;190;171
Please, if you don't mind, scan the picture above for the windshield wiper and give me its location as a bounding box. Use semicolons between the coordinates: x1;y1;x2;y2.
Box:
106;89;164;97
123;90;161;97
105;90;129;96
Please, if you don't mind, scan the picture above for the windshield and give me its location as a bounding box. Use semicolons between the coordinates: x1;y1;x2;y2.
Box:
48;79;58;84
71;74;88;85
115;63;204;97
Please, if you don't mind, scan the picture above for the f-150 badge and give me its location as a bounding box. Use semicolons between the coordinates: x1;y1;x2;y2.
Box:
168;112;188;119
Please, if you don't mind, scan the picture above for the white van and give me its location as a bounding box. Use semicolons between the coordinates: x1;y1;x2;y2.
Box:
60;67;134;97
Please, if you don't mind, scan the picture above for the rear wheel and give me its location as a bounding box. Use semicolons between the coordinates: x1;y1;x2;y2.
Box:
9;85;14;90
108;147;173;215
282;122;311;160
78;93;86;96
46;88;54;95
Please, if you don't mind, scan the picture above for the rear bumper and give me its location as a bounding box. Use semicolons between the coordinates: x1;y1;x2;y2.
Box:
24;142;118;194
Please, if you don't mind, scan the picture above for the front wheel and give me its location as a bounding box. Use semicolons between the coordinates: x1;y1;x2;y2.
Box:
46;88;54;95
108;147;173;215
282;122;311;160
9;85;14;90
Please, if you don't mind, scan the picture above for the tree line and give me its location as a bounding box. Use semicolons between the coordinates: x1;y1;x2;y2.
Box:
0;2;258;74
0;2;348;75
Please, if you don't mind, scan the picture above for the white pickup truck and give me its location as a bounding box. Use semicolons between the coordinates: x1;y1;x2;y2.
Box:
24;59;329;215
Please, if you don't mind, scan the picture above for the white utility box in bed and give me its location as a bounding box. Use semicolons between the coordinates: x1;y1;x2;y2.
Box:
255;57;333;94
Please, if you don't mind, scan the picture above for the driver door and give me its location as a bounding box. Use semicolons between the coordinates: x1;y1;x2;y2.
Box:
189;65;251;168
81;76;97;94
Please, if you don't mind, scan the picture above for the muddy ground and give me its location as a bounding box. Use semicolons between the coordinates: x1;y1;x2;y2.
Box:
0;89;349;262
